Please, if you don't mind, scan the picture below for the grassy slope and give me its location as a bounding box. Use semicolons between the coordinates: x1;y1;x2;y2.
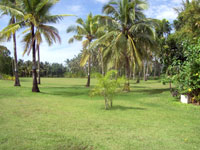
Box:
0;78;200;150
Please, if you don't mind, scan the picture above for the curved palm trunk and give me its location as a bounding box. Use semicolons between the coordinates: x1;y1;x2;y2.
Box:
37;44;41;84
12;17;20;86
86;56;91;87
31;23;40;92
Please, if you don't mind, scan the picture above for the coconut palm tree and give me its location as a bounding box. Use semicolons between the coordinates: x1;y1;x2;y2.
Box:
91;0;156;91
156;19;171;38
0;0;22;86
22;24;61;84
67;13;101;87
0;0;69;92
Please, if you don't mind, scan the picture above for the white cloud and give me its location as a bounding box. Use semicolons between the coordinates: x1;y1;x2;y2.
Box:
145;0;183;21
39;41;82;64
145;4;178;20
95;0;109;4
67;5;82;13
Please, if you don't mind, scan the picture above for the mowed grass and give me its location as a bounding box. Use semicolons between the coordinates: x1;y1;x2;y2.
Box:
0;78;200;150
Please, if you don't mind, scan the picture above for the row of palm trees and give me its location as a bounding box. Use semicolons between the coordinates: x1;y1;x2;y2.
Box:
0;0;71;92
67;0;161;91
0;0;171;92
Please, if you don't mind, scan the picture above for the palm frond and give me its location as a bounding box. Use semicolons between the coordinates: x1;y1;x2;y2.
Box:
80;50;90;67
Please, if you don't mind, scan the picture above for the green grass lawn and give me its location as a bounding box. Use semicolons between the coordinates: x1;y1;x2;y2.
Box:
0;78;200;150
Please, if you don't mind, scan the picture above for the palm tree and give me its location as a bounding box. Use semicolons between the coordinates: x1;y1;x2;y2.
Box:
156;19;171;38
91;0;156;91
0;0;69;92
22;24;61;84
67;13;100;87
0;0;22;86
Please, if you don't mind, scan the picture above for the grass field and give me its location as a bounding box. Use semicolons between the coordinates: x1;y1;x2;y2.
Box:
0;78;200;150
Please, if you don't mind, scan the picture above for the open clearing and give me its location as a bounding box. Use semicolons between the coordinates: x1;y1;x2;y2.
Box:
0;78;200;150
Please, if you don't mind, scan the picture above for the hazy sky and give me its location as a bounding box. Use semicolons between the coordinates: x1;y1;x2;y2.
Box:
0;0;184;64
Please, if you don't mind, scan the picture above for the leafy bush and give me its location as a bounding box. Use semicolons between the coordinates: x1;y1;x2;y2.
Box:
0;74;15;81
161;74;172;85
173;39;200;97
90;70;124;110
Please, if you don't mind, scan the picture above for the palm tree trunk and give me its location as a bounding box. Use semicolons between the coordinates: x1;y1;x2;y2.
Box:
143;61;147;81
146;63;149;81
136;72;141;83
86;56;91;87
100;50;104;76
105;97;109;110
154;62;156;79
12;17;20;86
123;55;130;91
37;44;41;84
31;23;40;92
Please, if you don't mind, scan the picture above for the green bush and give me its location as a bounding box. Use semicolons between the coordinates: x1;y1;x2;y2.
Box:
90;70;124;110
173;39;200;97
0;74;15;81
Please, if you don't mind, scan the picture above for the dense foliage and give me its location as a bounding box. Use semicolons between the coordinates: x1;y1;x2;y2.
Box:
0;48;13;76
173;40;200;100
17;60;66;78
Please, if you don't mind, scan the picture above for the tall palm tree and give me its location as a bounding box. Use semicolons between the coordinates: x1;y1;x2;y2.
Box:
91;0;156;91
0;0;68;92
0;0;22;86
22;25;61;84
67;13;101;87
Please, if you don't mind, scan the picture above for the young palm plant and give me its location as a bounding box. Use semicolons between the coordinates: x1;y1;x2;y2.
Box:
67;13;101;87
91;70;123;110
91;0;156;91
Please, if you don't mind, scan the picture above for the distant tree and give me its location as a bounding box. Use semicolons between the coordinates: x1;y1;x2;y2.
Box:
65;53;87;78
67;13;101;87
174;0;200;39
17;60;66;78
154;19;172;75
0;47;13;75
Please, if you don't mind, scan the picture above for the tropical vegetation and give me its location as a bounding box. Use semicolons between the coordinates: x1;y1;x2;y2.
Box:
0;0;200;148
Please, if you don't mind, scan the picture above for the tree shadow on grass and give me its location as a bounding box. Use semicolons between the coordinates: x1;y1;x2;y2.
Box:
40;86;90;97
131;86;147;89
110;105;146;111
131;88;170;95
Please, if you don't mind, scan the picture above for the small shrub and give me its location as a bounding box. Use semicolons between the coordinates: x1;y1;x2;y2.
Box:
0;74;15;81
90;70;123;110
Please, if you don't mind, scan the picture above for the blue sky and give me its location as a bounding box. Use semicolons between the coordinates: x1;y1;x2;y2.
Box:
0;0;185;64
